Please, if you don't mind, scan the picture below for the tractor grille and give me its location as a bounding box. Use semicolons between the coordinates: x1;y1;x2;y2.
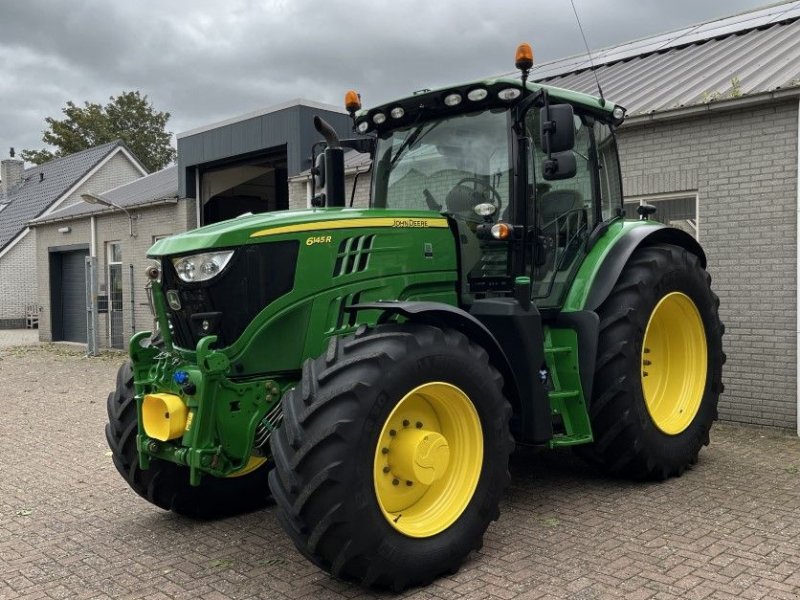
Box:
161;241;299;349
333;235;375;277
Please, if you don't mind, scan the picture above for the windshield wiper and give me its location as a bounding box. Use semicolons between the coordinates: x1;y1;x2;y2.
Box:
390;120;443;167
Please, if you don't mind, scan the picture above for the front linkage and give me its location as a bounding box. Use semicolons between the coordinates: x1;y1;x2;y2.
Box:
129;278;284;485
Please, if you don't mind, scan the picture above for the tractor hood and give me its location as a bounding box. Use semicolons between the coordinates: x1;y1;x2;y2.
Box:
148;207;449;257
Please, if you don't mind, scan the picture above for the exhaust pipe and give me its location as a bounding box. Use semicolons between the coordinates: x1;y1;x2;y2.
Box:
313;116;345;207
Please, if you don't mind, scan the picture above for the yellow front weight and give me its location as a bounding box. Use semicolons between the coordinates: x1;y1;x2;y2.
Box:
142;393;188;441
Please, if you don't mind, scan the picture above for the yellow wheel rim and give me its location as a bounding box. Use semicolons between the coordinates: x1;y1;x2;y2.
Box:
226;455;267;478
373;382;483;538
641;292;707;435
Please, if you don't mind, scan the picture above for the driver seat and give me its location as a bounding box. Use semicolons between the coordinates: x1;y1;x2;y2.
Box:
445;185;484;221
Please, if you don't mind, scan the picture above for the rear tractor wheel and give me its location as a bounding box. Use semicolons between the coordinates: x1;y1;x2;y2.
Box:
269;324;513;590
581;243;725;479
105;361;273;518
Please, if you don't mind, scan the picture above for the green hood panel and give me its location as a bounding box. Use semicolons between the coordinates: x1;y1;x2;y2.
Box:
148;208;448;256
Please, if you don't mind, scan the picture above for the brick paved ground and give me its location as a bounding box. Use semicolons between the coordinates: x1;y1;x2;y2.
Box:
2;344;800;600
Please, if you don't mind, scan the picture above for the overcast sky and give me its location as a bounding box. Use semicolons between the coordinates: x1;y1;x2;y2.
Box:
0;0;777;162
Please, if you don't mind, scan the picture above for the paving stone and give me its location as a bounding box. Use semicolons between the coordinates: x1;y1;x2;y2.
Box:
1;345;799;599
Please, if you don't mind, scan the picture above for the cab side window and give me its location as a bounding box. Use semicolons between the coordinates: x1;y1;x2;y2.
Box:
594;122;623;221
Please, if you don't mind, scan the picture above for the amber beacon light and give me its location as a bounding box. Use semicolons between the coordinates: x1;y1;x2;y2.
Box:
345;90;361;114
515;42;534;71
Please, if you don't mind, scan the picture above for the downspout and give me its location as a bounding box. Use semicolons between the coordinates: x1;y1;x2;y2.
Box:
796;97;800;437
87;215;98;356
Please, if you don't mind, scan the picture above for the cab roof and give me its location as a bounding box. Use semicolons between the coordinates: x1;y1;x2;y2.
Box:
355;76;623;134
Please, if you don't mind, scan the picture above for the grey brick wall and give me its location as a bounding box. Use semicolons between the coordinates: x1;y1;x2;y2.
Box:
288;172;371;210
617;101;799;429
0;151;144;327
35;199;196;348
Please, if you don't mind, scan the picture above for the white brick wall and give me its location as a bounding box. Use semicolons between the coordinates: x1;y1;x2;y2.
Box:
0;234;37;326
288;172;371;210
617;101;799;429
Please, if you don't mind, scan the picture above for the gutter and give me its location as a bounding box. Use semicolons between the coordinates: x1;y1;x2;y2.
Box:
796;96;800;436
28;197;180;227
623;87;800;127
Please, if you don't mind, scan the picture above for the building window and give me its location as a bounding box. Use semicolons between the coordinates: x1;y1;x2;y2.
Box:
152;234;171;243
624;193;698;239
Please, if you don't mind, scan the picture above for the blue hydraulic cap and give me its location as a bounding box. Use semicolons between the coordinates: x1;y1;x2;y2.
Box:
173;371;190;385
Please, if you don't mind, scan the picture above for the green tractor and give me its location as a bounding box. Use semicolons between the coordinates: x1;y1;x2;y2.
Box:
105;45;724;590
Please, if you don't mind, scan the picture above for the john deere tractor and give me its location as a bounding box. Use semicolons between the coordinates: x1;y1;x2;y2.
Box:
105;44;724;590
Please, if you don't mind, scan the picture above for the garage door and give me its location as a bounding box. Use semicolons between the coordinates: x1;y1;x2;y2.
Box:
60;250;88;343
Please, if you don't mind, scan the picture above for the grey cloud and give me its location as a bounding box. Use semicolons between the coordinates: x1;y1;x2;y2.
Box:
0;0;771;161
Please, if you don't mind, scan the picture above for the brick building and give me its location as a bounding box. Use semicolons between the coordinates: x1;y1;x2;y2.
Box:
0;142;146;328
30;166;191;349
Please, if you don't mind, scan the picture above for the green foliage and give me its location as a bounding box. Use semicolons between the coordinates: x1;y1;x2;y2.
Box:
701;75;743;104
21;91;176;172
730;76;742;98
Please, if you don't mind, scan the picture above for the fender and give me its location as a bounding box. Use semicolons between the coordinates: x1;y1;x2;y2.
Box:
582;223;706;312
347;300;541;442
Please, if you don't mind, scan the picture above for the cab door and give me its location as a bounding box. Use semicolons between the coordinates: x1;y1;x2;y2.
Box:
525;109;598;309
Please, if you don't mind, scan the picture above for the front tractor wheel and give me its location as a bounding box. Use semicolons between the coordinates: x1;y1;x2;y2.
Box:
105;361;273;518
581;243;725;479
269;324;512;590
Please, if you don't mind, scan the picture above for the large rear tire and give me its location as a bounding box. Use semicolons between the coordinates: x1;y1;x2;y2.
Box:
580;243;724;479
268;323;513;590
105;361;272;518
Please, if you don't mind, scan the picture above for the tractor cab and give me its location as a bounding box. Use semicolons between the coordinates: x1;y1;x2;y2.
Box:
337;63;627;316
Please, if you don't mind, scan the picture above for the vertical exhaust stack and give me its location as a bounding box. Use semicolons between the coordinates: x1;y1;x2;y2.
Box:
313;116;346;208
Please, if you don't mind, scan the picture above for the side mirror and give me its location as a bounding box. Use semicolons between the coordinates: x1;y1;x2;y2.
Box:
312;153;325;190
539;104;575;153
542;151;577;181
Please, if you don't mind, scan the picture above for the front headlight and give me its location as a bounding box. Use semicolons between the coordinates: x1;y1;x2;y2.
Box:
172;250;234;283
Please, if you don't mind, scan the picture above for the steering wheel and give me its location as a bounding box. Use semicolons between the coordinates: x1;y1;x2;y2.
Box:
453;177;503;215
541;207;587;232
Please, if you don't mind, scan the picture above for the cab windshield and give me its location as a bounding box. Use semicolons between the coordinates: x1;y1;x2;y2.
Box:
371;109;511;222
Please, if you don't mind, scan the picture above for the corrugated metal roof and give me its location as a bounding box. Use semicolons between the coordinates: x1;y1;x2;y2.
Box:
524;1;800;117
0;141;124;250
33;165;179;224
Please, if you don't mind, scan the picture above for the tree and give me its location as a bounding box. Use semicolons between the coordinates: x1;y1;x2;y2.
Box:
22;91;176;172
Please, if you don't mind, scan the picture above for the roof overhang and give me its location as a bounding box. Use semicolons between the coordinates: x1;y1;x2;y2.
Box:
622;87;800;128
29;197;180;227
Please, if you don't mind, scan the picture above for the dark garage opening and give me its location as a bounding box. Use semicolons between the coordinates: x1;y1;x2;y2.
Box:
201;149;288;225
